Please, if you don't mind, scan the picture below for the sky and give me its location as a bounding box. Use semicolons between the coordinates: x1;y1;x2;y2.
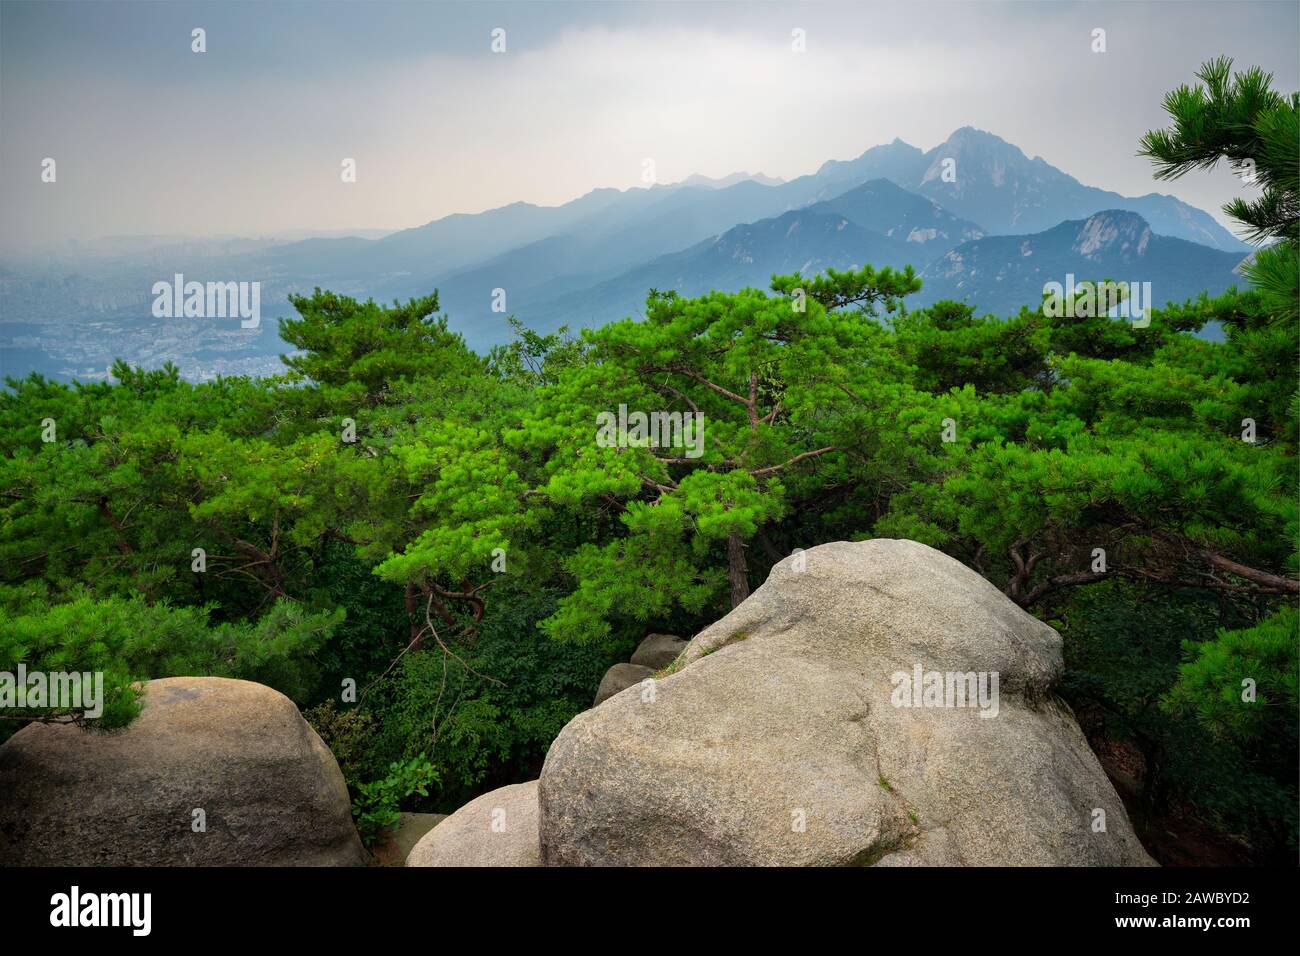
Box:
2;0;1297;253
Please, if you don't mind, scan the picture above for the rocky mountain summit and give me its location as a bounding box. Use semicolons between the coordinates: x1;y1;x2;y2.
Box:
409;539;1154;867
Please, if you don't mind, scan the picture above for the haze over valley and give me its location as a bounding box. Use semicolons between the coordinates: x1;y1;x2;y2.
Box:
0;127;1256;380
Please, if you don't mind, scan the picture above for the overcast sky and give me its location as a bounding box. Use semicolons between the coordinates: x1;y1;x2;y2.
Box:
2;0;1297;253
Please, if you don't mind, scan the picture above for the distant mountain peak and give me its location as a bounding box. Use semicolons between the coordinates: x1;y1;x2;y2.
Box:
811;138;926;192
1071;210;1152;257
1081;208;1150;226
905;129;1244;251
945;125;1013;145
676;171;785;189
919;127;1036;187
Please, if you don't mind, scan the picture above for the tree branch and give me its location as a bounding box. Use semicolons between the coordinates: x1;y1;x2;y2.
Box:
1195;548;1300;594
749;446;837;478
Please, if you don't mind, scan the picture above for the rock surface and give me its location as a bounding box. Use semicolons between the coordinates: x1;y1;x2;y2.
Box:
629;633;689;670
540;539;1155;866
372;812;447;867
406;781;539;866
0;676;368;866
593;662;654;706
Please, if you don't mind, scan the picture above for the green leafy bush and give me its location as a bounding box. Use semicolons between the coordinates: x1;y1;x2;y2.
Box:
351;756;438;847
0;590;339;738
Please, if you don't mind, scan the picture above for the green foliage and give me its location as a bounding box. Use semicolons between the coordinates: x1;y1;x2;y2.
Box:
1058;582;1296;858
0;591;339;735
487;317;586;387
279;290;480;406
1140;56;1298;246
1140;56;1299;339
303;701;383;786
357;581;612;809
769;262;922;314
1165;606;1299;743
507;264;923;638
351;755;438;846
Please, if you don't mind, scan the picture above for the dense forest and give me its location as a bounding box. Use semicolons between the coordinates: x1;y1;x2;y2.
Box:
2;59;1296;863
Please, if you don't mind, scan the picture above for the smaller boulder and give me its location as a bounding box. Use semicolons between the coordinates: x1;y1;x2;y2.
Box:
594;662;654;706
629;633;689;670
0;676;367;866
406;781;538;867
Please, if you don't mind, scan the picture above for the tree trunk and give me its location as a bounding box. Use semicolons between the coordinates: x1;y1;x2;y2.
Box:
727;532;750;608
756;528;783;564
405;582;423;651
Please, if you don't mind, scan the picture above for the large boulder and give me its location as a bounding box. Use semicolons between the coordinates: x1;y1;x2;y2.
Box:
593;662;654;706
540;539;1155;866
406;781;539;866
629;633;689;670
0;676;368;866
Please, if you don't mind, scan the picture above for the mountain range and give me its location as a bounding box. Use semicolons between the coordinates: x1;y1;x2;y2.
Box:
920;209;1247;316
829;128;1242;247
261;126;1246;346
0;127;1252;380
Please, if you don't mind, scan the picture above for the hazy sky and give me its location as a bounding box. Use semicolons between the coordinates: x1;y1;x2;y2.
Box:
2;0;1297;252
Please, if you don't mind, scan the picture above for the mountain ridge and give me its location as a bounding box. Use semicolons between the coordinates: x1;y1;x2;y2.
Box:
917;208;1246;315
250;125;1245;303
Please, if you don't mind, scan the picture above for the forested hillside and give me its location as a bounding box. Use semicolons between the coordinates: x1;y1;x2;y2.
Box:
2;58;1296;864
